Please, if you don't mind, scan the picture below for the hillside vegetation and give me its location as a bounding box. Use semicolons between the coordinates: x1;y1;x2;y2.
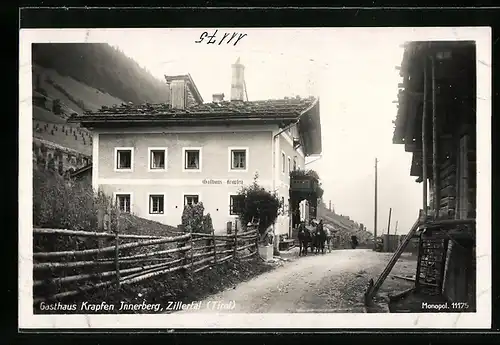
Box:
318;203;373;245
32;42;168;156
33;43;169;105
33;121;92;156
33;64;125;114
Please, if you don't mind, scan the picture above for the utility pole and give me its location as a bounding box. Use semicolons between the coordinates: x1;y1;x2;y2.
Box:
394;220;398;235
374;158;378;250
386;208;392;236
422;57;429;218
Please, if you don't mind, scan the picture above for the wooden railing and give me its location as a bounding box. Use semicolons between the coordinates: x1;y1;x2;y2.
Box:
33;227;259;305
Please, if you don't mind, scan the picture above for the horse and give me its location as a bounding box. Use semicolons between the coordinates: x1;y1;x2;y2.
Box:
297;224;311;256
314;221;327;254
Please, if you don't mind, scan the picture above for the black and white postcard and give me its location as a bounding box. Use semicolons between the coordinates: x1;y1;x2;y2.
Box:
19;26;491;329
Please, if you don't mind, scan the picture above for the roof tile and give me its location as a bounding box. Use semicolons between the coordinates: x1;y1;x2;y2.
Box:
72;96;316;120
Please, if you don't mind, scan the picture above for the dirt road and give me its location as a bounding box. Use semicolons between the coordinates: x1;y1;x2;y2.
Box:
176;249;415;313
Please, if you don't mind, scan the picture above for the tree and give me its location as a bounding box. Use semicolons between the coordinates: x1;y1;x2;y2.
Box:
202;213;214;233
181;202;212;233
52;99;62;115
235;173;282;236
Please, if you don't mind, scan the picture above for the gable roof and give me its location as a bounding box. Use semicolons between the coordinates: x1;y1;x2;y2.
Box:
164;74;204;104
69;96;322;156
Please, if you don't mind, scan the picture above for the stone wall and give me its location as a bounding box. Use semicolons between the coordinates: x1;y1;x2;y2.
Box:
33;138;91;177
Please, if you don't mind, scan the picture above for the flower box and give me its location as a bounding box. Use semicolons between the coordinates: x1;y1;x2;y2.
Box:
258;244;274;261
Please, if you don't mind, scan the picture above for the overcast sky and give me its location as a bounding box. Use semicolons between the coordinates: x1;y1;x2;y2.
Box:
91;28;427;234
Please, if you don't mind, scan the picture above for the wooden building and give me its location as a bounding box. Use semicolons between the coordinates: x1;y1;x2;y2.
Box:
391;41;477;308
70;163;92;185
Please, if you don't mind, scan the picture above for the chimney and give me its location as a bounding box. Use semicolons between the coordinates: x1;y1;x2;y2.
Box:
169;79;186;109
212;93;225;103
230;57;245;101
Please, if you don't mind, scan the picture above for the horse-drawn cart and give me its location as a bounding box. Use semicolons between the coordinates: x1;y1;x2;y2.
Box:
296;220;331;256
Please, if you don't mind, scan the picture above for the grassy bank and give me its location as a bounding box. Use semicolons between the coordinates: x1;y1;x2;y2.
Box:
33;168;273;313
34;257;273;314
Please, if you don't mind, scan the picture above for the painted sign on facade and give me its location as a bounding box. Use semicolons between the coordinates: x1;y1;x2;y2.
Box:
202;179;244;185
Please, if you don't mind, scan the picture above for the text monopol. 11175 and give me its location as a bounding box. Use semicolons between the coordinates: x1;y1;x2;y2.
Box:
421;301;470;312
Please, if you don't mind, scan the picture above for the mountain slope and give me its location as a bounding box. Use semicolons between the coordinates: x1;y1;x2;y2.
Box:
32;43;169;105
33;64;125;114
318;203;373;246
31;43;170;158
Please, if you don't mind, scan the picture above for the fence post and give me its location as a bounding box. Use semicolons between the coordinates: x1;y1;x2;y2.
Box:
233;223;238;259
181;223;190;274
212;230;217;265
96;208;105;260
255;228;259;257
114;208;121;288
189;221;194;271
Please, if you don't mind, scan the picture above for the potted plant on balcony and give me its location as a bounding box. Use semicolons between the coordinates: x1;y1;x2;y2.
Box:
234;173;282;260
289;168;321;191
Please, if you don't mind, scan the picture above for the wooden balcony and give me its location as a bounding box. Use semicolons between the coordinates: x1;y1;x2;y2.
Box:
290;175;319;193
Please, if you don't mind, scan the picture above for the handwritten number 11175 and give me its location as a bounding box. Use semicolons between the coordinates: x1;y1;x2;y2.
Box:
195;30;247;46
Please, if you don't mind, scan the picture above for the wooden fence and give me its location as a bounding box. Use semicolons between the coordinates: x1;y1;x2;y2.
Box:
33;226;259;305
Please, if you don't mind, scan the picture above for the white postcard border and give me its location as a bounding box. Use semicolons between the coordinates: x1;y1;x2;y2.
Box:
19;27;491;329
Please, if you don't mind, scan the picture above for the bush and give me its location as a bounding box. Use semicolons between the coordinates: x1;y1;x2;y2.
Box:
181;202;213;233
202;213;214;233
236;173;282;235
33;168;115;232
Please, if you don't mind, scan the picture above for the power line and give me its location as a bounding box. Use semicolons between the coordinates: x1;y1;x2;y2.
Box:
374;158;378;250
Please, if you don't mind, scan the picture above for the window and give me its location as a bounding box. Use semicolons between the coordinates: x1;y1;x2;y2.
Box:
287;156;291;173
115;194;131;213
281;152;286;173
115;148;133;170
229;147;248;171
184;194;199;206
229;195;245;215
149;194;164;214
293;157;297;171
183;148;202;171
149;148;167;171
231;149;247;170
282;197;285;214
